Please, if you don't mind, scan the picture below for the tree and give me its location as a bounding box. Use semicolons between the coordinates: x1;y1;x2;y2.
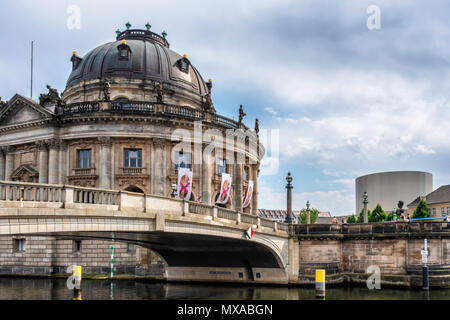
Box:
356;209;370;223
412;199;429;219
385;211;395;221
298;208;319;224
346;215;357;223
369;204;387;222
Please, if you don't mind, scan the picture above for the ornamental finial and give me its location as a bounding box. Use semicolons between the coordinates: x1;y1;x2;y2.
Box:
116;29;121;36
162;30;167;38
145;22;151;31
125;22;131;30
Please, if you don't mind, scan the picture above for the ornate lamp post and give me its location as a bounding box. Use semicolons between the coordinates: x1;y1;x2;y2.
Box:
306;201;311;225
363;191;368;223
285;172;296;224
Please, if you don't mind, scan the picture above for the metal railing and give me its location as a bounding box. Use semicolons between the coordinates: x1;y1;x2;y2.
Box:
111;101;155;113
60;101;248;130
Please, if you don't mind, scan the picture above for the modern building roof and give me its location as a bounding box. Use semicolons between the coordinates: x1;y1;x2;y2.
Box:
258;209;299;221
408;185;450;206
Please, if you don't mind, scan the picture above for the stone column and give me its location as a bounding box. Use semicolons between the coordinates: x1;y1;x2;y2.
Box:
48;139;60;184
58;141;68;185
152;138;166;196
37;141;49;184
0;148;6;180
234;162;243;212
251;164;259;215
201;147;213;205
98;137;113;189
4;146;15;181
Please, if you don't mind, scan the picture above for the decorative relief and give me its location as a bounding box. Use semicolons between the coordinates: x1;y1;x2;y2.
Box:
35;141;47;151
98;136;113;147
46;138;61;150
152;138;166;148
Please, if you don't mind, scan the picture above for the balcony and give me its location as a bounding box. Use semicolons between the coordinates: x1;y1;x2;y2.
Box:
72;168;96;176
118;167;147;175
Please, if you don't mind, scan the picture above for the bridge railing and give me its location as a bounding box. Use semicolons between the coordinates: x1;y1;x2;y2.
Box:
0;181;64;203
217;207;238;221
294;221;450;236
0;181;289;234
189;202;213;216
72;186;120;205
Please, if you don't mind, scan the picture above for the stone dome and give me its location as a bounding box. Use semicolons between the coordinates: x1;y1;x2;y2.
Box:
66;29;210;96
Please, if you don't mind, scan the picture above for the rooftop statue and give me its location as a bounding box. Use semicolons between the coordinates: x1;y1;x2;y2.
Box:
154;81;164;103
238;105;246;127
39;85;61;106
101;79;111;101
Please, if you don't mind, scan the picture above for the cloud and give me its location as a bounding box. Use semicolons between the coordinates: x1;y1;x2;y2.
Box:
2;0;450;215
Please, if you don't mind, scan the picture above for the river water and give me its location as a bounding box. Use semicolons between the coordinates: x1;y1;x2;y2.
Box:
0;278;448;300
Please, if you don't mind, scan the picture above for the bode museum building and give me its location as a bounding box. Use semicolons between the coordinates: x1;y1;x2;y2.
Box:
0;25;265;277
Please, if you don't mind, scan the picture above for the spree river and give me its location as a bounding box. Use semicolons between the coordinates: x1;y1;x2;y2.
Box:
0;278;448;300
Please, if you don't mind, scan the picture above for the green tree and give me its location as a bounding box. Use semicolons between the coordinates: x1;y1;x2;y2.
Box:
369;204;387;222
386;211;395;221
412;199;429;219
346;215;357;223
298;208;319;224
356;209;370;223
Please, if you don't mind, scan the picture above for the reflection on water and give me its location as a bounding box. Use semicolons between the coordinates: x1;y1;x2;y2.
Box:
0;278;448;300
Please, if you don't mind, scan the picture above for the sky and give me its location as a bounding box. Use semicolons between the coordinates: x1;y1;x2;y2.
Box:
1;0;450;215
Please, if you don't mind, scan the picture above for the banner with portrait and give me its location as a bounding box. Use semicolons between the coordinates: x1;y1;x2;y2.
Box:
177;168;193;201
216;173;232;205
242;180;254;208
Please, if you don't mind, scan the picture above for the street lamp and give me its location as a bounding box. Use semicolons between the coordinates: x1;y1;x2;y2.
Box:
306;200;311;225
363;191;368;223
171;183;177;198
285;172;296;224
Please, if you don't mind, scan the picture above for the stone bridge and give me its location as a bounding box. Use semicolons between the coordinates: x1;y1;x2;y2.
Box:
0;181;292;284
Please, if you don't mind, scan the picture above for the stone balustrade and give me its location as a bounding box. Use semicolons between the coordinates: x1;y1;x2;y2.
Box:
294;221;450;237
0;181;288;234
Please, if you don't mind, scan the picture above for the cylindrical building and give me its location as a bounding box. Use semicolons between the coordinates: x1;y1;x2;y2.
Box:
355;171;433;214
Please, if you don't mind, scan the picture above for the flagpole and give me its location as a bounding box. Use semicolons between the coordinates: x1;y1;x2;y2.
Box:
30;41;34;99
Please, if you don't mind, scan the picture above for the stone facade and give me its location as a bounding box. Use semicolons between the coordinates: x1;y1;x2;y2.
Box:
295;224;450;287
0;236;143;276
0;27;265;278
